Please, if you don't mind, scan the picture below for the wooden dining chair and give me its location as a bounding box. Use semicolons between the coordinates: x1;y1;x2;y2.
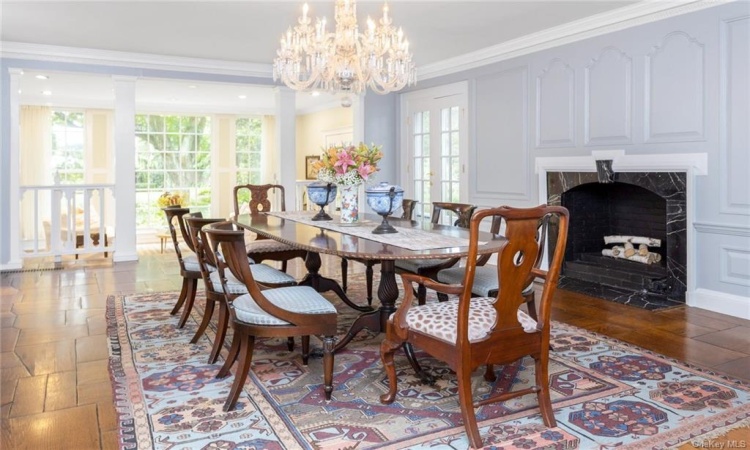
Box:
340;198;419;305
436;213;552;321
233;183;307;272
185;217;298;364
394;202;477;304
204;225;338;412
380;204;569;449
163;207;204;328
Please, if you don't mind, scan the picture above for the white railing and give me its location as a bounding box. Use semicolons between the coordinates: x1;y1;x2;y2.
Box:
19;183;115;260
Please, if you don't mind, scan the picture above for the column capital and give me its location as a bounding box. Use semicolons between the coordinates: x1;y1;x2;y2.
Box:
8;68;24;77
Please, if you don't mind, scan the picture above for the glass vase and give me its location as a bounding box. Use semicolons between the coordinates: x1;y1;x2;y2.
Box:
339;184;360;224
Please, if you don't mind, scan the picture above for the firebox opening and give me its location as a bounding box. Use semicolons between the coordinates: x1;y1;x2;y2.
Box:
561;182;670;295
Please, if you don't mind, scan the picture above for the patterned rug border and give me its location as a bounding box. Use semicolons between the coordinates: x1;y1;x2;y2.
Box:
107;290;750;449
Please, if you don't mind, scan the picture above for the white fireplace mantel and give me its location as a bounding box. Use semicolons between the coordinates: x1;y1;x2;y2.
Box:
535;150;708;308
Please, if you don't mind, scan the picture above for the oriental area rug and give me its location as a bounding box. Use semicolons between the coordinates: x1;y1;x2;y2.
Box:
107;278;750;449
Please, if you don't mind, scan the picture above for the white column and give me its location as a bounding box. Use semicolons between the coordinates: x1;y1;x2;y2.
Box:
274;87;296;206
3;69;23;270
112;76;138;262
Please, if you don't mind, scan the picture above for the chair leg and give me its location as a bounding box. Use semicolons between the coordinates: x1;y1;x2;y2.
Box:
301;335;310;364
281;260;288;273
209;302;229;364
484;364;496;382
322;336;335;400
457;366;483;449
535;353;557;428
171;277;190;315
417;283;427;306
365;262;374;306
177;278;198;328
341;258;348;292
191;297;215;344
379;337;402;404
287;337;295;352
216;330;240;379
436;292;449;302
525;292;538;322
223;332;255;412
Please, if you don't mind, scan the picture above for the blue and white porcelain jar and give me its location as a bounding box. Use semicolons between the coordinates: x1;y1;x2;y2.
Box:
366;182;404;216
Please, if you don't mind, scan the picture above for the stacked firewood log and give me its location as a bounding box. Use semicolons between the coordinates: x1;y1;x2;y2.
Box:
601;235;662;264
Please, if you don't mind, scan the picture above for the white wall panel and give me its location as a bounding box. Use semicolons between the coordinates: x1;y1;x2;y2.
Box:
535;59;575;148
720;16;750;215
584;47;632;146
645;31;705;143
721;246;750;287
474;67;529;200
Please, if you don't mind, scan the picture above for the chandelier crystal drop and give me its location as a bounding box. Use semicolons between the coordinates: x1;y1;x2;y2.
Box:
273;0;416;95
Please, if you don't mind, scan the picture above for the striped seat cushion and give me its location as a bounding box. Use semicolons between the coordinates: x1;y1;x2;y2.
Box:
233;286;337;326
209;264;296;294
246;239;299;254
403;297;538;344
437;265;535;297
395;258;452;273
183;254;217;273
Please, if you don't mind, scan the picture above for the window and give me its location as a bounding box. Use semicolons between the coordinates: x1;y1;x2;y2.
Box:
135;114;212;228
51;111;85;184
235;117;263;206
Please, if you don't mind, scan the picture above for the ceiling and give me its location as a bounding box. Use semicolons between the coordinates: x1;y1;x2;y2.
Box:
2;0;639;113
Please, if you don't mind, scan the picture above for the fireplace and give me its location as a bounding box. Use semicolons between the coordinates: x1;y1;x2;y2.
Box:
546;168;687;309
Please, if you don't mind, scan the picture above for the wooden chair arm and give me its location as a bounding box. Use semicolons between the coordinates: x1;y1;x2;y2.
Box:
400;273;464;295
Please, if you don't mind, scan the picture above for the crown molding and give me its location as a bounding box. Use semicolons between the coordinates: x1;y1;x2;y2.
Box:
419;0;729;80
1;1;729;82
1;42;273;78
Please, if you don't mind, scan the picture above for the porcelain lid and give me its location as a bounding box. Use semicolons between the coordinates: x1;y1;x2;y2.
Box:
365;181;404;194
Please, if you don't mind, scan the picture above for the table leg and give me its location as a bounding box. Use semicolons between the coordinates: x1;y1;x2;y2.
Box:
334;260;399;352
298;251;372;312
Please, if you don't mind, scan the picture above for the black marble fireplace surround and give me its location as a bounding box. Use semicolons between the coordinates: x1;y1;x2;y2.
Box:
547;170;687;310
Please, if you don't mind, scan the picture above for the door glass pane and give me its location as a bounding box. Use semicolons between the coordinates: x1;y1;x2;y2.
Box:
442;108;450;131
451;106;459;130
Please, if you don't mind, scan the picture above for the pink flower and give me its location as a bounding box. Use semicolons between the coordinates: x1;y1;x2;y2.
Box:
334;150;355;174
357;162;373;180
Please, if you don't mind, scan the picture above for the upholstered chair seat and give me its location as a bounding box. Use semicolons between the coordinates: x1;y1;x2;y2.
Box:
233;286;337;326
395;258;452;274
403;298;538;344
245;239;299;254
437;265;535;298
209;264;296;294
183;254;218;273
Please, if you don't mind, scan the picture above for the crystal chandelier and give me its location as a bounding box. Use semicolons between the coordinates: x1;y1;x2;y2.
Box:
273;0;416;96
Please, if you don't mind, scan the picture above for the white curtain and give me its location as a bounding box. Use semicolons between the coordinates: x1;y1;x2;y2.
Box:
19;106;52;241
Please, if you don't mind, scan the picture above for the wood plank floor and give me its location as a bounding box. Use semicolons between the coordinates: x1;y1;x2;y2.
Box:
1;247;748;449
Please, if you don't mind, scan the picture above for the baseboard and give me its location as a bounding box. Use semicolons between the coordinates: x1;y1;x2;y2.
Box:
113;252;139;263
0;261;23;272
687;288;750;319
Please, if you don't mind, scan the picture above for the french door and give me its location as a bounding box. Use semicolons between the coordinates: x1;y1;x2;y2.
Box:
401;82;468;224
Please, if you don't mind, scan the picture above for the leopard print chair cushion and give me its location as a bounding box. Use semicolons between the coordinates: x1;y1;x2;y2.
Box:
404;297;538;344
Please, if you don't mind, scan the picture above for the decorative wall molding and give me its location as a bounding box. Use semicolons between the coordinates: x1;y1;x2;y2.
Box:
688;288;750;320
419;1;727;80
694;222;750;237
644;31;706;143
720;246;750;287
584;47;633;146
473;66;530;201
536;58;575;148
719;15;750;216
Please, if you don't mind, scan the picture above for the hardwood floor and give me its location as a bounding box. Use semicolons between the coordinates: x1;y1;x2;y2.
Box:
1;248;748;449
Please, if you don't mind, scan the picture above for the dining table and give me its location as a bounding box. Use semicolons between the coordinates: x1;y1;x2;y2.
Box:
233;211;506;357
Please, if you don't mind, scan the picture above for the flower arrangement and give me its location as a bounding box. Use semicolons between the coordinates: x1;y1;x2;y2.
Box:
313;142;383;186
156;191;185;208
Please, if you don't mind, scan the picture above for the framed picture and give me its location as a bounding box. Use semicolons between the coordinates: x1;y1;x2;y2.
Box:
305;155;321;180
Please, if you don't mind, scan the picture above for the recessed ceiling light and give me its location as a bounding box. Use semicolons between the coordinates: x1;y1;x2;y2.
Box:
42;90;52;96
311;91;320;97
188;85;197;89
18;90;22;94
35;75;49;80
238;95;247;99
